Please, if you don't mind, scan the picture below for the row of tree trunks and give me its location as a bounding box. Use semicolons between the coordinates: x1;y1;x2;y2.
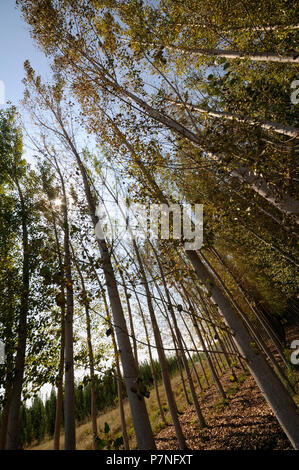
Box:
116;148;299;449
132;239;187;449
57;119;156;449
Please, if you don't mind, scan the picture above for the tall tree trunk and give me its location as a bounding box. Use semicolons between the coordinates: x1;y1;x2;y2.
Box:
50;156;76;451
0;373;12;449
134;290;167;425
91;268;130;451
149;247;206;426
70;244;98;449
113;337;130;450
132;240;187;449
6;180;29;450
179;282;226;399
133;40;299;63
58;123;155;449
178;308;209;389
117;265;139;369
186;249;299;449
54;364;64;450
52;212;65;450
223;332;247;371
86;308;98;450
103;116;299;225
168;99;299;138
179;329;204;392
62;193;76;450
190;290;232;375
159;302;192;407
172;284;213;387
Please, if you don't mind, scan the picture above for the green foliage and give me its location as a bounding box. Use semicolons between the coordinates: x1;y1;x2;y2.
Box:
1;0;298;451
94;421;124;450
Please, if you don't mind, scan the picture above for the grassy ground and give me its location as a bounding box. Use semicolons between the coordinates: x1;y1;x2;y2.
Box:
28;367;201;450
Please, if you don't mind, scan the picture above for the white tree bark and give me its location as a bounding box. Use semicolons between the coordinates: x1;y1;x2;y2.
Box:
149;43;299;63
169;100;299;139
101;85;299;223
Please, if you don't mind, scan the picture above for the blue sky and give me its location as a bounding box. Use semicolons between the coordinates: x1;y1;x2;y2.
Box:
0;0;51;107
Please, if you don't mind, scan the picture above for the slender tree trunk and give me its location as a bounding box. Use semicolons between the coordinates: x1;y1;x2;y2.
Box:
58;127;155;449
179;330;203;392
62;198;76;450
54;373;64;450
0;379;12;449
172;285;212;387
135;41;299;63
118;267;139;369
178;310;208;389
6;180;29;450
88;321;98;450
114;341;130;450
186;249;299;449
224;332;247;371
149;246;206;426
168;100;299;139
134;291;167;424
196;294;230;374
70;243;98;448
133;240;187;449
212;330;237;381
93;272;130;451
168;314;192;407
113;335;130;450
180;283;226;399
204;322;226;375
84;300;98;449
95;217;155;450
52;212;65;450
50;157;76;451
153;295;191;407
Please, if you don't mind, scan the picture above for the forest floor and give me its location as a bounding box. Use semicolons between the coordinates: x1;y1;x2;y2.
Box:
155;371;293;450
155;323;298;450
29;324;298;450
